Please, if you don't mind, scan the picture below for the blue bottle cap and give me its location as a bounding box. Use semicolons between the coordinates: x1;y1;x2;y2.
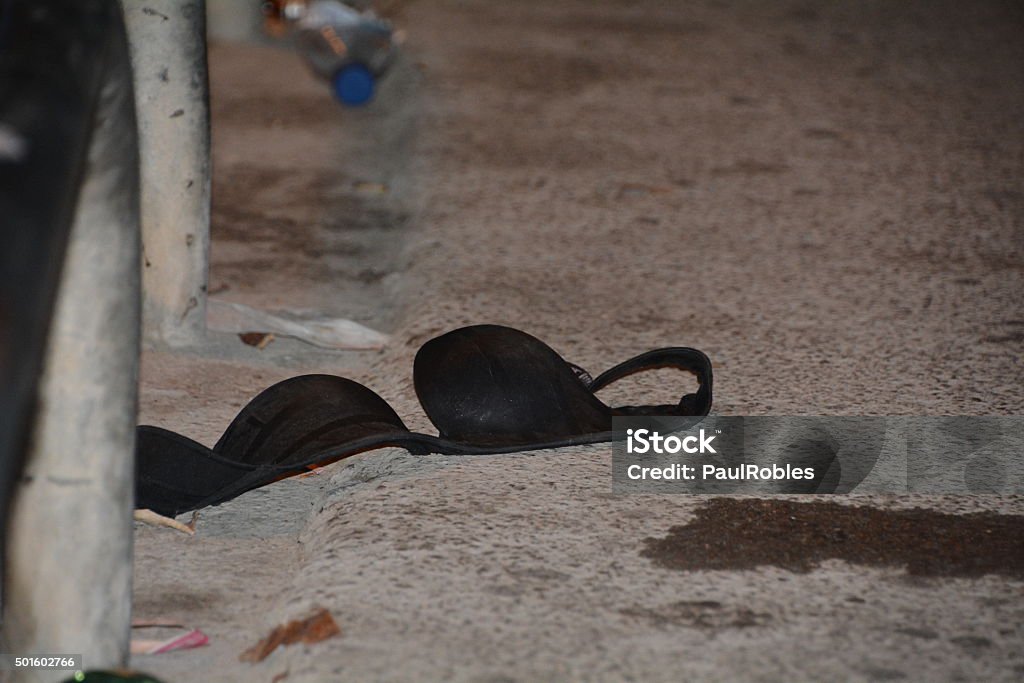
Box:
332;63;375;106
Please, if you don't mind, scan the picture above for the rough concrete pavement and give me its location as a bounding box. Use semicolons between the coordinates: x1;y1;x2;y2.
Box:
131;1;1023;681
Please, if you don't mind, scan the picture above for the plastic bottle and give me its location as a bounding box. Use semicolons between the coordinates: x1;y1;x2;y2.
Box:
287;0;397;106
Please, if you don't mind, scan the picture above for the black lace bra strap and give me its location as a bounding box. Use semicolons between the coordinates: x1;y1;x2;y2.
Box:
588;347;713;416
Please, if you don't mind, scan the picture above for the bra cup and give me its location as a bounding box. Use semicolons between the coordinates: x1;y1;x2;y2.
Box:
214;374;410;466
136;426;257;516
414;325;611;447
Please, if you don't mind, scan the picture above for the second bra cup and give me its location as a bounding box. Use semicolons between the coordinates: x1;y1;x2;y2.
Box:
413;325;611;448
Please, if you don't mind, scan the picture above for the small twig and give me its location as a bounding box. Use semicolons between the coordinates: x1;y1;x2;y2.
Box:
134;508;197;535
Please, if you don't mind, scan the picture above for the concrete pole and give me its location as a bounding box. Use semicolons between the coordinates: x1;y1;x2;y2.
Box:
2;13;141;679
123;0;211;347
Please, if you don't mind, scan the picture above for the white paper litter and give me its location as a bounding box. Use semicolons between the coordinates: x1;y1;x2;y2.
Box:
207;299;389;350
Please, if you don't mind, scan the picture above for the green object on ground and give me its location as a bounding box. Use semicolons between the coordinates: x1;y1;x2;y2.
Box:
62;671;166;683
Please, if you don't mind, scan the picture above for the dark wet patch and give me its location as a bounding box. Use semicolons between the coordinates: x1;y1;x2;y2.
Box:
641;499;1024;578
209;162;408;293
621;600;771;631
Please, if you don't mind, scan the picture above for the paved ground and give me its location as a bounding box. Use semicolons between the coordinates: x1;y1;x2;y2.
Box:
131;1;1023;681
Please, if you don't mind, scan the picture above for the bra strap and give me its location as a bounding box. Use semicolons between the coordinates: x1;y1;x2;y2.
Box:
588;347;713;416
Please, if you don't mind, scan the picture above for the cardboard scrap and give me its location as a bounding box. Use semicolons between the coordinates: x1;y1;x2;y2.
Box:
240;608;341;663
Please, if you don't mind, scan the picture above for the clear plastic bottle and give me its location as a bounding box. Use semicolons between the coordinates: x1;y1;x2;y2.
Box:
283;0;398;106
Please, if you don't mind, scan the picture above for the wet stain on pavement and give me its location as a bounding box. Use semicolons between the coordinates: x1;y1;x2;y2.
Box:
642;499;1024;578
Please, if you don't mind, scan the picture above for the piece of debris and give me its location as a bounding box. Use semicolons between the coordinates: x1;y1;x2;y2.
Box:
298;465;328;478
240;607;341;663
133;509;198;536
238;331;276;349
132;619;186;629
130;623;209;655
209;299;389;350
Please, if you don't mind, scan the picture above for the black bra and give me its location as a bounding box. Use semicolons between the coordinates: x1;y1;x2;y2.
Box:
136;325;713;516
